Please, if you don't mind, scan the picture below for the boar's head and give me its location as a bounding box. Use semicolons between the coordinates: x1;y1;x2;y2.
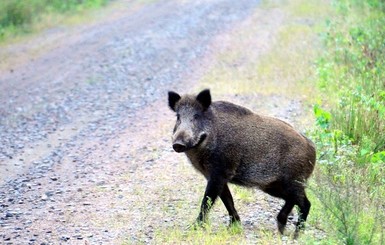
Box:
168;89;211;153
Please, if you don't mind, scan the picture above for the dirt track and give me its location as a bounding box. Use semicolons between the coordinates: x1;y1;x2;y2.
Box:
0;0;316;244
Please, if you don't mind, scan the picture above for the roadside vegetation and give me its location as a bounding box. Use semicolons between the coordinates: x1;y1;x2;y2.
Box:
310;0;385;244
0;0;109;41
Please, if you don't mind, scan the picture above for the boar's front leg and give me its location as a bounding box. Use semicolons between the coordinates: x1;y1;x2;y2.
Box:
220;183;240;224
197;170;227;224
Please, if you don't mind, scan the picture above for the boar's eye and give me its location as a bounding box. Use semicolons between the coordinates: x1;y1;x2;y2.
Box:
193;113;200;120
176;113;180;120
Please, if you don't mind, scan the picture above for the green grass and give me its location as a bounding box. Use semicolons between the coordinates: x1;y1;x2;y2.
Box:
154;223;244;245
315;0;385;152
0;0;109;41
308;124;385;244
308;1;385;244
232;185;255;203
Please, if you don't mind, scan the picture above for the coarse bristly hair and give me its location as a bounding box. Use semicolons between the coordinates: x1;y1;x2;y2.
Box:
168;89;316;238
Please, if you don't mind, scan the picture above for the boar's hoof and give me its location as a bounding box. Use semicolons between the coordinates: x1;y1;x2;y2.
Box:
278;222;285;235
173;143;187;153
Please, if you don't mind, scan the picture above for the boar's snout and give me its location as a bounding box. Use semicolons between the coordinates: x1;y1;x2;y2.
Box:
172;132;207;153
172;141;187;153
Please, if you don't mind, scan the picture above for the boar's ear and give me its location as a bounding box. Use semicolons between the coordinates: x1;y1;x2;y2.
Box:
196;89;211;110
168;91;181;111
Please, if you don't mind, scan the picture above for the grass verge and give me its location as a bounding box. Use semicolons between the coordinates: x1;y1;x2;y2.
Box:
0;0;111;42
308;0;385;244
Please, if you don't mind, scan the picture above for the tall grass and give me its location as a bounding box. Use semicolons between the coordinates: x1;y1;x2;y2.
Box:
310;0;385;244
0;0;109;40
310;124;385;244
316;0;385;155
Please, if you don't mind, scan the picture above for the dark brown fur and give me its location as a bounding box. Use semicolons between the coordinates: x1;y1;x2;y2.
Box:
168;89;316;237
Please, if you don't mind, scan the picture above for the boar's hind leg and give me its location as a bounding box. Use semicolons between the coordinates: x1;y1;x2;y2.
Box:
272;183;310;236
220;184;240;224
277;199;295;234
294;192;311;236
278;186;311;237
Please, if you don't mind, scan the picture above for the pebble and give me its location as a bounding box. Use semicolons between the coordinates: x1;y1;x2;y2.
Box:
96;180;106;186
74;234;83;240
45;191;54;197
60;235;70;241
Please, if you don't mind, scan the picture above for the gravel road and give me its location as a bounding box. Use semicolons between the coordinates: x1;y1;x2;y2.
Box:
0;0;315;244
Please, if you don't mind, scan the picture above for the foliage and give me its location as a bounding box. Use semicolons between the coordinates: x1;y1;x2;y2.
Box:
316;0;385;155
310;106;384;244
0;0;109;40
308;1;385;244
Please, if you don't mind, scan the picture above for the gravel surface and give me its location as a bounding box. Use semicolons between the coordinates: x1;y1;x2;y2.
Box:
0;0;316;244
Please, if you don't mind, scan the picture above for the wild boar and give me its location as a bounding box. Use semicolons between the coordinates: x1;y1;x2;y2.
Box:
168;89;316;236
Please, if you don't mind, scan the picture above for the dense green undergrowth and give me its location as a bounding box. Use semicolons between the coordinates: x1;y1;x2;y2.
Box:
0;0;109;41
310;0;385;244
